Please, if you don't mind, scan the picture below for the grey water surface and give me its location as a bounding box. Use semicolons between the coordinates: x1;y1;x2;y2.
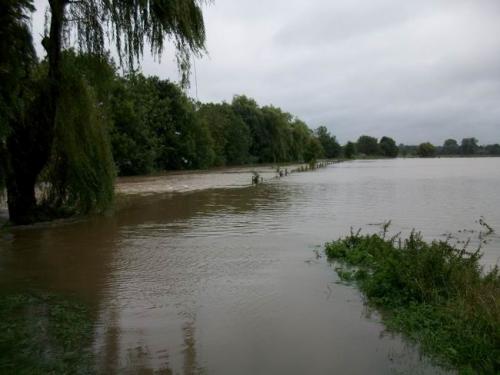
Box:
1;158;499;374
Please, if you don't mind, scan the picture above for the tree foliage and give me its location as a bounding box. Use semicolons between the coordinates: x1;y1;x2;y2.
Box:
0;0;35;130
231;95;268;162
105;79;326;174
344;141;356;159
1;0;209;223
379;136;398;158
399;138;500;158
41;58;115;214
442;139;459;155
56;0;207;85
485;144;500;155
416;142;436;158
198;103;250;166
315;126;341;158
460;137;479;156
290;119;312;162
356;135;380;156
0;0;36;191
304;137;323;165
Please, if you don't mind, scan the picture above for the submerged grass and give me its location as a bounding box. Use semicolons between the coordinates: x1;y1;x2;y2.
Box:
0;292;94;374
325;228;500;374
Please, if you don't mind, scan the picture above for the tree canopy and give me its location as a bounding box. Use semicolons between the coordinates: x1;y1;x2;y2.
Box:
416;142;436;158
315;126;341;159
379;136;398;157
344;141;356;159
107;77;325;174
0;0;37;188
442;139;459;155
356;135;380;156
48;0;207;84
460;138;479;155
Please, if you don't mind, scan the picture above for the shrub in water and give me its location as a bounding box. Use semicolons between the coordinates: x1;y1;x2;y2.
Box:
325;229;499;374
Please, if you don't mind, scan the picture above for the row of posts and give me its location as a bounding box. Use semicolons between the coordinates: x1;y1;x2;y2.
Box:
252;160;338;185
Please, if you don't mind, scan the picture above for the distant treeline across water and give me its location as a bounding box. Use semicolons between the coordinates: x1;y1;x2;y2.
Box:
399;138;500;158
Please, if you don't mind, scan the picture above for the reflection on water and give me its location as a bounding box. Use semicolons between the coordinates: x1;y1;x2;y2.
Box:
1;158;499;374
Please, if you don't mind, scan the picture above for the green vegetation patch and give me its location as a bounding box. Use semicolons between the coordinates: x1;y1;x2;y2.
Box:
0;292;94;374
325;229;500;374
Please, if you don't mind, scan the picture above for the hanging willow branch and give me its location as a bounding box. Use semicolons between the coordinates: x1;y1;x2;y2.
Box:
40;56;115;214
60;0;208;85
0;0;37;193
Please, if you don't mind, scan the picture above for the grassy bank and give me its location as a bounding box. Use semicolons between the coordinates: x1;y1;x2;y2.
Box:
325;229;499;374
0;292;94;374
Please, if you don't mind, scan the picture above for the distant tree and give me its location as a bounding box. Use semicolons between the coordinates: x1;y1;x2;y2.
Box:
417;142;436;158
398;144;408;157
315;126;341;158
344;141;356;159
110;75;158;175
379;136;398;158
198;103;230;166
442;139;459;155
224;112;251;165
150;78;213;170
304;137;324;165
231;95;319;164
231;95;269;162
356;135;380;156
198;103;250;166
290;120;311;162
485;144;500;155
261;106;293;163
460;138;479;155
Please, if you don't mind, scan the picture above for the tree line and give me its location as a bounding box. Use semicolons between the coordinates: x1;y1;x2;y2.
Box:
106;64;331;176
399;138;500;158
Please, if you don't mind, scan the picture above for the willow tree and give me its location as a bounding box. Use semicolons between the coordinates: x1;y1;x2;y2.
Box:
0;1;35;135
0;0;37;215
4;0;207;224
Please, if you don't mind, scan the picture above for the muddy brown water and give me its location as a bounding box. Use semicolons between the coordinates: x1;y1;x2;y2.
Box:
1;158;499;374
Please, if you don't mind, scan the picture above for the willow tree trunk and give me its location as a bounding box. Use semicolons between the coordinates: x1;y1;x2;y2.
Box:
5;122;43;224
6;0;66;224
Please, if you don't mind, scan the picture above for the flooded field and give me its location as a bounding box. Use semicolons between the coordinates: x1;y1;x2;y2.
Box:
1;158;499;374
115;164;301;195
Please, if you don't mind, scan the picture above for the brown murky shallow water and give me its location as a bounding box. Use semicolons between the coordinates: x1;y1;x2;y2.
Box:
1;158;499;374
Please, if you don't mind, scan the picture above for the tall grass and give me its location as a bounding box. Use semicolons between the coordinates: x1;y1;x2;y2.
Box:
325;228;499;374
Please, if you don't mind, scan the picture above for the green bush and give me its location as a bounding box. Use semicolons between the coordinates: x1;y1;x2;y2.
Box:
325;229;500;374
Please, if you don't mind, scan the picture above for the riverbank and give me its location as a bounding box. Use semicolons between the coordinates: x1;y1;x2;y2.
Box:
325;228;500;374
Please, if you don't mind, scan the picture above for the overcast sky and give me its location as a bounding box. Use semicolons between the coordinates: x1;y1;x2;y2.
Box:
32;0;500;144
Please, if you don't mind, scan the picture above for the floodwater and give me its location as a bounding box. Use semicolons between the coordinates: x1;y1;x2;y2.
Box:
1;158;499;374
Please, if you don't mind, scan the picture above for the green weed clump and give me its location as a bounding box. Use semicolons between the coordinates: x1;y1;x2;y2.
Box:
325;229;500;374
0;292;94;374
